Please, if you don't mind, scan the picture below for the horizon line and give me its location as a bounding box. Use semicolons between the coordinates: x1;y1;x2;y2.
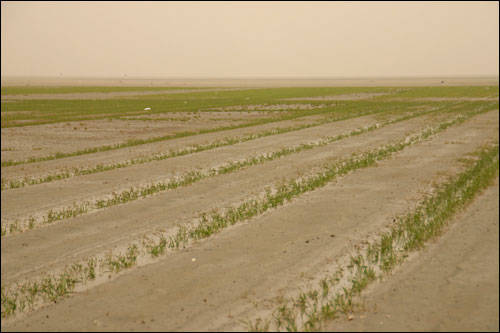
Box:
2;75;499;80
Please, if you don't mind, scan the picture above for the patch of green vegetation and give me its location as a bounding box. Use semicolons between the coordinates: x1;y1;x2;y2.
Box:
388;86;498;99
1;86;497;128
0;86;431;127
245;141;499;332
102;245;139;273
244;318;271;332
1;256;98;318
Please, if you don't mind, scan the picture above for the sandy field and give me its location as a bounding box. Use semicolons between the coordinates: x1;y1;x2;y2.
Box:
1;86;498;332
1;112;279;161
326;180;499;332
2;76;498;87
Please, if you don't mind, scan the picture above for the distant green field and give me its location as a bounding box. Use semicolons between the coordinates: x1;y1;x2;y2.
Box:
389;86;499;98
0;86;497;128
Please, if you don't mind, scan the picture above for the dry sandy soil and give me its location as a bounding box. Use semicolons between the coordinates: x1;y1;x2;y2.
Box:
325;180;499;332
2;77;498;87
1;93;498;331
0;112;330;180
0;112;279;161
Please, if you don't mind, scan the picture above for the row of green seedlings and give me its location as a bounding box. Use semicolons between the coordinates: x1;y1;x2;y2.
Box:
0;126;297;190
1;121;380;235
4;101;461;236
0;124;268;168
0;98;432;169
0;107;342;168
1;220;196;318
0;102;451;191
168;115;478;244
245;141;499;332
0;104;400;189
0;244;141;319
1;106;488;237
0;119;377;192
118;108;288;121
0;115;399;236
0;115;480;318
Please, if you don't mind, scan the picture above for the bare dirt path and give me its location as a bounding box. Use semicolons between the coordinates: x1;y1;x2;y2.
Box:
1;110;498;331
325;179;499;332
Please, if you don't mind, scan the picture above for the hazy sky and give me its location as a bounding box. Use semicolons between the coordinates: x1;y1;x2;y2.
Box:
1;1;499;78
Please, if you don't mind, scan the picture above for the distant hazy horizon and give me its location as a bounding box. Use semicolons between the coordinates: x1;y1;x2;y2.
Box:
2;1;498;78
3;76;498;88
2;74;499;79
